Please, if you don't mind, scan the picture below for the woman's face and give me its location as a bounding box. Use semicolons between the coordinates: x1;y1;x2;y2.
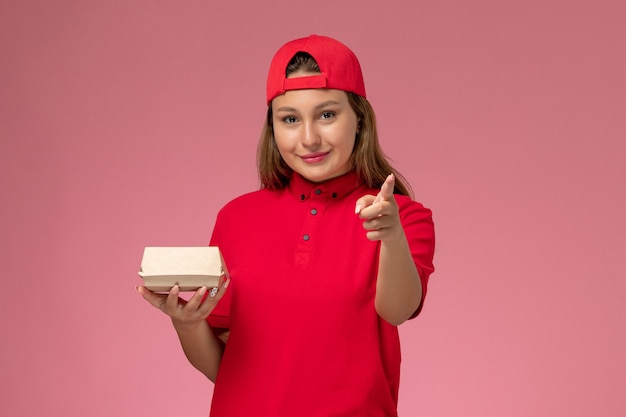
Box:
271;86;359;183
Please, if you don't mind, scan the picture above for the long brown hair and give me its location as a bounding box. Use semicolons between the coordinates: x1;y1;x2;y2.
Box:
257;53;413;197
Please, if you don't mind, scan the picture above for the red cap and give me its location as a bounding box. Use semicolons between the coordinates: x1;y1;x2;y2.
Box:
266;35;366;105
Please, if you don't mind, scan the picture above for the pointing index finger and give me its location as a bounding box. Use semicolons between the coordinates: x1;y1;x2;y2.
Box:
376;173;395;203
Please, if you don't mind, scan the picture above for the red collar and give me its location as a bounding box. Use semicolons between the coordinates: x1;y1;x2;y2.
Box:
288;171;363;201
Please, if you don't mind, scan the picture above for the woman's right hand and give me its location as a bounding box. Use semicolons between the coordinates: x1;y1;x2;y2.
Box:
136;277;230;326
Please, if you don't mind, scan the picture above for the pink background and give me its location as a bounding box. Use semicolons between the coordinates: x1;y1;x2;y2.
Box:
1;0;624;416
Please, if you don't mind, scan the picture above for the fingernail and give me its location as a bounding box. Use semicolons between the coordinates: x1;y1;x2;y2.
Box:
224;278;230;288
355;204;362;214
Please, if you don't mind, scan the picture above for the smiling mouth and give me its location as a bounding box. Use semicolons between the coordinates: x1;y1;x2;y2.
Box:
301;152;329;163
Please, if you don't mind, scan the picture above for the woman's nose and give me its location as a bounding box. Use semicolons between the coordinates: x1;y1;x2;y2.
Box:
301;121;321;147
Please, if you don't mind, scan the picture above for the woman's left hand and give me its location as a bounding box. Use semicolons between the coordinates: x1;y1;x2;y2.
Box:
355;174;403;243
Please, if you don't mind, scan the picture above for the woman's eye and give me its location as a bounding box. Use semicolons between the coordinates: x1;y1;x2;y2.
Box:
282;116;297;124
320;112;335;120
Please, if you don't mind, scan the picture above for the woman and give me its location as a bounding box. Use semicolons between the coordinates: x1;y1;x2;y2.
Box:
138;34;435;417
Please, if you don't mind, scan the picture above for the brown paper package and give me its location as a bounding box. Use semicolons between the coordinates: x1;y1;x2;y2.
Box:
138;247;228;292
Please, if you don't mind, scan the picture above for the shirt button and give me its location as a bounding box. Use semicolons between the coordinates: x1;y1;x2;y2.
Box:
303;234;310;241
310;209;318;215
331;192;338;198
300;194;305;201
314;189;322;195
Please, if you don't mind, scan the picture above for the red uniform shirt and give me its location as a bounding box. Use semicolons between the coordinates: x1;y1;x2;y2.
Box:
207;171;435;416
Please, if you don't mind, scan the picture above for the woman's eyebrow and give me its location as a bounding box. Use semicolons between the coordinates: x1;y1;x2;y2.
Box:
275;106;297;112
275;100;341;113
